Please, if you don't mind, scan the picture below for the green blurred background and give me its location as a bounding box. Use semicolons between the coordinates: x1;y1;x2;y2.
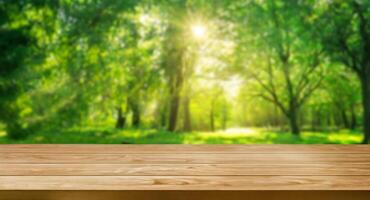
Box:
1;0;369;144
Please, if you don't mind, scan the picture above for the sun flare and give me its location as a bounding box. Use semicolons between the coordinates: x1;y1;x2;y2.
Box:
191;24;207;39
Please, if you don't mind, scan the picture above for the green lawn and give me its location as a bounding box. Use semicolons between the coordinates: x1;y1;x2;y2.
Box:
0;127;363;144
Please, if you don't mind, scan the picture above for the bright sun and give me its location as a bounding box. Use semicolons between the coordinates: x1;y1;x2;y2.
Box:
191;24;207;39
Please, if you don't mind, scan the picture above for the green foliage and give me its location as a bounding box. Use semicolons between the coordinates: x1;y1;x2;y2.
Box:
0;1;33;139
0;0;368;143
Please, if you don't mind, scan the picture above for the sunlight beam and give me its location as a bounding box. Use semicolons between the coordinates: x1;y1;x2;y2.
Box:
191;24;207;39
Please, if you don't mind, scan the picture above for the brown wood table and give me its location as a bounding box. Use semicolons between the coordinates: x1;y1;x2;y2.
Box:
0;145;369;199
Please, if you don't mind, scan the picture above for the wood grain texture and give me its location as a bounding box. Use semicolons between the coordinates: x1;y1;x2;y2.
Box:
1;176;370;190
1;144;370;154
2;164;370;176
2;153;370;164
1;191;370;200
0;145;369;191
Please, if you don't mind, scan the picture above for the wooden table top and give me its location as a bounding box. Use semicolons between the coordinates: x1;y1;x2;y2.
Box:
0;145;370;191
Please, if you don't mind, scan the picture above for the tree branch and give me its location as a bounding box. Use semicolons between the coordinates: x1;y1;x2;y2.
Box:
297;70;324;106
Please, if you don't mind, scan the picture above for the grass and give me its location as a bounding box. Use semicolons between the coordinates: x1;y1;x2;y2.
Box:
0;127;363;144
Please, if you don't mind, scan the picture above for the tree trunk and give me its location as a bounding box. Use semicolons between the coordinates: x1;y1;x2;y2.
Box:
168;65;184;132
341;109;350;129
350;106;357;130
221;105;228;130
127;96;141;128
182;97;192;132
274;105;280;127
158;103;167;129
210;108;215;132
311;108;315;131
326;113;332;129
160;108;167;128
115;107;126;129
163;17;185;133
168;94;180;132
288;107;300;135
131;104;141;127
311;108;320;131
361;75;370;144
313;109;318;131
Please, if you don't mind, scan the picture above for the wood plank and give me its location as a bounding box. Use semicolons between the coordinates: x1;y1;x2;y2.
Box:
1;176;370;190
1;153;370;164
1;191;370;200
1;144;369;154
1;164;370;176
1;145;369;191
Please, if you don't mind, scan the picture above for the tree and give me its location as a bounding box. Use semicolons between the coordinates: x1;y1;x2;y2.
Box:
161;22;184;131
320;0;370;143
0;1;45;139
159;0;192;132
324;68;360;130
233;0;324;135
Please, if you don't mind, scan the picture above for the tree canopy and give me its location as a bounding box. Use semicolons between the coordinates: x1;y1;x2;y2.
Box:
0;0;369;143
